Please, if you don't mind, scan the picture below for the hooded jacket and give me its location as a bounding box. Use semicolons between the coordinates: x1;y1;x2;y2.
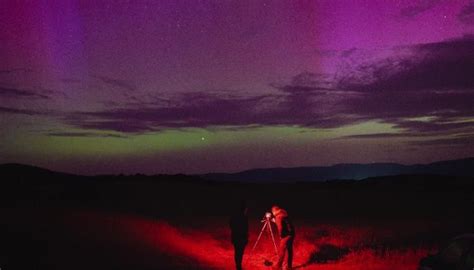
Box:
273;208;295;238
230;213;248;243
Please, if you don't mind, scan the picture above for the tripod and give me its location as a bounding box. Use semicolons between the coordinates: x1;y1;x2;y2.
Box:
251;212;278;255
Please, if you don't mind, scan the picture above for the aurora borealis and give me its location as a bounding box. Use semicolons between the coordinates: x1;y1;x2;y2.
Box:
1;1;473;175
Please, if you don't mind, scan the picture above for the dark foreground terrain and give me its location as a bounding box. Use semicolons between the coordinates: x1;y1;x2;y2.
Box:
0;164;473;269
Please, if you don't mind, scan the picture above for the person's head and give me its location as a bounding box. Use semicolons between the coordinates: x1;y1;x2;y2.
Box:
235;200;248;215
271;205;281;216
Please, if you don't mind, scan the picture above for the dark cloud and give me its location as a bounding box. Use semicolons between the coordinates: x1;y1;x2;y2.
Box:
399;0;440;18
408;135;474;147
0;86;50;99
65;93;280;133
339;127;474;141
62;36;474;141
0;106;43;115
391;118;474;133
336;36;474;135
71;120;156;133
338;36;474;92
273;71;335;93
0;68;32;75
458;2;474;25
47;131;127;138
340;133;420;139
93;75;136;92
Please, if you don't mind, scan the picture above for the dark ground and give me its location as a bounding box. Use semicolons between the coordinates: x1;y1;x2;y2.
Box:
0;164;473;269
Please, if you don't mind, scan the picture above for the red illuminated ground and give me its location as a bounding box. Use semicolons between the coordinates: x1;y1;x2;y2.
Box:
56;210;435;270
1;168;472;269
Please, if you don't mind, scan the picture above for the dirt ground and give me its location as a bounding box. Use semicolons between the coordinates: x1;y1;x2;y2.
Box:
1;172;472;269
1;207;461;270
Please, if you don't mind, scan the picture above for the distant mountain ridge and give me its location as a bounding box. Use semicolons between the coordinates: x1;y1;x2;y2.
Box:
1;157;473;183
200;157;474;182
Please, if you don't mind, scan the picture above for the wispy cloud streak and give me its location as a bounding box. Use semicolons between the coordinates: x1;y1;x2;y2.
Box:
0;86;50;99
47;36;474;142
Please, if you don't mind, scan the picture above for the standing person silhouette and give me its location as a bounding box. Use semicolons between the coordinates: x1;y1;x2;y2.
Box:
229;201;248;270
271;205;295;270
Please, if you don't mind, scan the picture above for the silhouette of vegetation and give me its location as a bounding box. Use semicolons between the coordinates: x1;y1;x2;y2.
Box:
309;244;350;263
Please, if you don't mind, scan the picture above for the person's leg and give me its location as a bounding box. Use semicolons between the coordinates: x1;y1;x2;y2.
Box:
276;237;290;269
287;237;294;269
239;243;247;270
233;243;242;270
235;242;247;270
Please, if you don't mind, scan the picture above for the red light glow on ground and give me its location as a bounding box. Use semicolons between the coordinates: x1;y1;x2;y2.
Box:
64;210;435;270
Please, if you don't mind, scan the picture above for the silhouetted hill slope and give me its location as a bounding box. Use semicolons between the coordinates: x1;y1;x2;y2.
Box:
0;163;75;180
200;157;474;182
0;162;473;219
1;157;473;185
0;164;92;205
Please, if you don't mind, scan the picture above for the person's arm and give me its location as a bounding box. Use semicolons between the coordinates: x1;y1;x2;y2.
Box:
275;216;283;238
229;216;236;233
244;217;249;239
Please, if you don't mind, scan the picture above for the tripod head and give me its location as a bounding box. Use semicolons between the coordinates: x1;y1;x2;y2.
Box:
261;212;274;222
253;212;279;255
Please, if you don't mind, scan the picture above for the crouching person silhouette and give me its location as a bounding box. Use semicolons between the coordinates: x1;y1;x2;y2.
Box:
229;201;248;270
272;205;295;270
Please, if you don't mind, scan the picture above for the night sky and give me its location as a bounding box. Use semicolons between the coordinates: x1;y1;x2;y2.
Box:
1;0;473;175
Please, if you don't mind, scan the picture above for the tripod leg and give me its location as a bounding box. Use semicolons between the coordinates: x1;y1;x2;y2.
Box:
251;221;268;252
267;221;279;255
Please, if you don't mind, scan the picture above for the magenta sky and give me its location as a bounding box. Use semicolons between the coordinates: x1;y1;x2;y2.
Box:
1;0;473;175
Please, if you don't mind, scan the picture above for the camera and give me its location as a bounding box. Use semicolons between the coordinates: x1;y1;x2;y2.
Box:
261;212;274;222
